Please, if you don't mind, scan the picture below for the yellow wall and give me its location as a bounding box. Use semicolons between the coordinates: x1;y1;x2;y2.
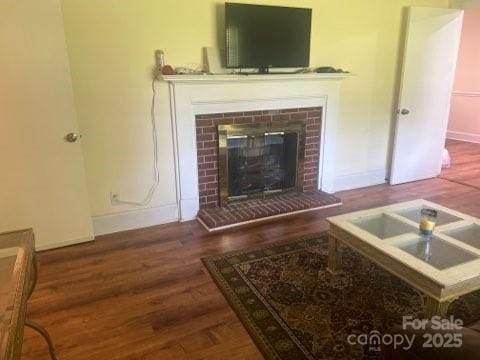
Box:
451;0;480;8
60;0;449;217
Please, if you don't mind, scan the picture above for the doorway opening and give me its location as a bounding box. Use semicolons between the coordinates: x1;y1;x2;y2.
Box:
441;8;480;190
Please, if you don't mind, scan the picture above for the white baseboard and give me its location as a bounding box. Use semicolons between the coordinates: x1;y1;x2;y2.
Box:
36;235;94;251
333;169;387;192
179;198;200;222
92;203;179;236
447;131;480;144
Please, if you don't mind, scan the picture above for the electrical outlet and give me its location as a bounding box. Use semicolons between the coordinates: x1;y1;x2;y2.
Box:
110;192;119;204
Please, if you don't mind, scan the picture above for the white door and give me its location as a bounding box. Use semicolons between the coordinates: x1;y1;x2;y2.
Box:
390;7;463;185
0;0;94;249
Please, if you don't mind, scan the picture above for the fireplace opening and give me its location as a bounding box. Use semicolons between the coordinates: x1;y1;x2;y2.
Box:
218;121;306;206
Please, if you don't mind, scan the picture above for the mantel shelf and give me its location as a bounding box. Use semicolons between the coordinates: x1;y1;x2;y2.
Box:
160;72;354;84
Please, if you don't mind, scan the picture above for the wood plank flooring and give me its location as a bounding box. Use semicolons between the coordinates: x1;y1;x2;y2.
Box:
22;177;480;359
441;139;480;189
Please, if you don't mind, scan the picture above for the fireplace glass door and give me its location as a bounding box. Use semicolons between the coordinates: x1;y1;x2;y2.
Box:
219;122;305;205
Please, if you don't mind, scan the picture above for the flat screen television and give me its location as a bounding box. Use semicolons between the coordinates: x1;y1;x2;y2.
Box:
225;3;312;73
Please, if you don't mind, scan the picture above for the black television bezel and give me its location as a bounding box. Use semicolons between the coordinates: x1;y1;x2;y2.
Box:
225;2;312;71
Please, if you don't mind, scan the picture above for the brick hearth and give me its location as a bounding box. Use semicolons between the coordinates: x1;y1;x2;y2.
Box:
195;107;322;208
197;191;342;231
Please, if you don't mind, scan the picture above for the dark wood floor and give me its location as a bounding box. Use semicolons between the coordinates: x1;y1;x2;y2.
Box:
22;176;480;359
441;139;480;189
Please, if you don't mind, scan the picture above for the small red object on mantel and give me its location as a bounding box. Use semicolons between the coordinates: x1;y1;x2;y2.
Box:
161;65;175;75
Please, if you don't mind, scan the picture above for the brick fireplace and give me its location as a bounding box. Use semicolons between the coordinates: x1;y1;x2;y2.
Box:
196;107;322;209
161;73;350;224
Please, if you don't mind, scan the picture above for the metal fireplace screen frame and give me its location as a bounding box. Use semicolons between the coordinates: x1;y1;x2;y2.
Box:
218;121;306;206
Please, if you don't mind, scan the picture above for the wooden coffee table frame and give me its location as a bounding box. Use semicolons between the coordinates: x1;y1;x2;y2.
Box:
327;200;480;318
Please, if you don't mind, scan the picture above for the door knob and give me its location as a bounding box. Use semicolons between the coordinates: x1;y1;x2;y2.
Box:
400;109;410;115
65;133;80;143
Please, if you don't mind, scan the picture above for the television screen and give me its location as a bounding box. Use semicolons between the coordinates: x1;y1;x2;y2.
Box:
225;3;312;70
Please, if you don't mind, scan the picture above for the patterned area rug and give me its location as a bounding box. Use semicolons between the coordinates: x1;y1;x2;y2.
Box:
202;233;480;359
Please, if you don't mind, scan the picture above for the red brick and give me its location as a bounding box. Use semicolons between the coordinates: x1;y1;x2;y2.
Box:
280;108;298;114
204;113;224;119
203;202;217;209
197;156;205;164
263;109;280;115
199;189;216;197
308;110;321;118
254;115;272;122
272;114;290;122
306;136;319;145
217;117;235;125
198;162;216;170
199;175;216;183
204;155;217;163
306;131;319;138
201;126;217;134
203;140;218;148
234;116;253;124
226;111;244;117
206;195;218;203
197;148;216;156
198;190;340;228
205;182;218;189
197;133;214;142
304;173;317;181
205;169;218;176
291;112;307;120
244;110;262;116
196;119;213;127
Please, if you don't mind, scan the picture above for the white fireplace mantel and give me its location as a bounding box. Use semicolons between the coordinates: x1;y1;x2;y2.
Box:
162;73;352;221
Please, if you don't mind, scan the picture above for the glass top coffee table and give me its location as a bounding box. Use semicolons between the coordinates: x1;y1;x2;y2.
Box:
327;199;480;318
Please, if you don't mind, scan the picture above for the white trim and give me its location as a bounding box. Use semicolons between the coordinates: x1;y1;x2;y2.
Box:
168;83;182;221
192;95;324;111
36;236;94;251
160;73;352;84
452;91;480;97
92;203;178;236
447;130;480;144
333;169;387;192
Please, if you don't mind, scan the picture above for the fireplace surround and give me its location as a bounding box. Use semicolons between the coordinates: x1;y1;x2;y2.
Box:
162;73;350;221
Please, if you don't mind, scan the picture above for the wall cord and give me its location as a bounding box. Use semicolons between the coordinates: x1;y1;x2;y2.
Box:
112;80;160;206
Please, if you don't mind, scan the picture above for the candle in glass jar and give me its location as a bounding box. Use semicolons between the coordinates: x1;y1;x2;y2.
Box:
420;209;438;237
